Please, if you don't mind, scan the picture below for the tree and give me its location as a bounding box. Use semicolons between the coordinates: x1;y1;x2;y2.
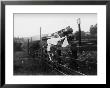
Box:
14;41;22;52
90;24;97;36
74;31;86;40
63;26;73;36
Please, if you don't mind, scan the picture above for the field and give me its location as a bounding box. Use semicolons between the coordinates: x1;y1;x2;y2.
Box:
14;51;60;75
14;41;97;75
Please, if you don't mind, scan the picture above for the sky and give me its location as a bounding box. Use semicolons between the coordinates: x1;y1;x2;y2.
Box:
14;13;97;37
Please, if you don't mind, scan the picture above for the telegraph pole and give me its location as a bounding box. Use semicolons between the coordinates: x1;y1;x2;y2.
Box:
27;39;30;55
40;27;42;42
40;27;42;57
77;18;81;46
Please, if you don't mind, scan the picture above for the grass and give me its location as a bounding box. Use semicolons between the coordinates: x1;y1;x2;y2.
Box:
14;50;97;75
14;51;60;75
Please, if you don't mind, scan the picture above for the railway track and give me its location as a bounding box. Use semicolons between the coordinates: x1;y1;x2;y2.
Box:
44;59;85;75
